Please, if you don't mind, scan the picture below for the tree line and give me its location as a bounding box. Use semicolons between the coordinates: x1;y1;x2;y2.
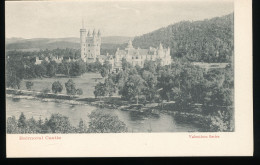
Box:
6;49;110;89
7;111;128;134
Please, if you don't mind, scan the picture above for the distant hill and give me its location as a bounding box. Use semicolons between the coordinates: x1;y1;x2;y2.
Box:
102;36;132;44
6;37;25;44
5;36;131;51
132;13;234;63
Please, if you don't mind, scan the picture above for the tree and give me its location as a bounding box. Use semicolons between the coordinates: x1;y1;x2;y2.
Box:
87;110;128;133
104;77;116;97
26;81;34;90
63;61;72;76
100;67;109;78
209;110;234;132
27;117;38;133
94;82;106;99
34;64;46;77
70;60;86;76
52;81;63;94
17;112;27;133
142;70;158;102
6;72;22;89
7;116;18;133
93;60;102;72
121;74;145;104
103;60;112;72
65;79;77;95
143;60;156;74
46;61;57;77
132;13;234;63
46;114;74;133
6;58;23;89
57;63;66;74
121;58;132;71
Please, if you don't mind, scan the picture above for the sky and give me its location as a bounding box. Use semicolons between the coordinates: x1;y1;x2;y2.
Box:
5;0;234;39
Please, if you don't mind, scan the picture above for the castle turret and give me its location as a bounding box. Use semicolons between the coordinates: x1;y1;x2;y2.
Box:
159;42;163;50
87;30;91;37
157;42;164;57
80;19;86;61
126;39;133;49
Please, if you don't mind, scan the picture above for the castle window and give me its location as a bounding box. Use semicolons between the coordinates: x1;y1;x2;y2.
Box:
136;57;138;59
88;44;90;46
88;50;90;52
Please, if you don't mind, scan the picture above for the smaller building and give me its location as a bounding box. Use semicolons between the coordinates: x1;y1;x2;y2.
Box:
35;57;43;65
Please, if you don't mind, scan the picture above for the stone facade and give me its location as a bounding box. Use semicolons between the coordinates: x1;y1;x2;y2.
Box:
80;26;172;70
113;40;171;70
80;26;101;63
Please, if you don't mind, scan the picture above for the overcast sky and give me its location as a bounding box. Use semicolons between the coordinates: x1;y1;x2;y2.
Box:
6;0;234;39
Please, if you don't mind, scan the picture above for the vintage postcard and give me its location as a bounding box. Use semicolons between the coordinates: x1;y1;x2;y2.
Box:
5;0;253;157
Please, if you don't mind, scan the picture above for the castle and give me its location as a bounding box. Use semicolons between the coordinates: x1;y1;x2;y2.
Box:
80;25;172;71
80;27;101;63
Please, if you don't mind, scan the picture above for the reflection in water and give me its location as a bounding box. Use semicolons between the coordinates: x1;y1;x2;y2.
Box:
6;97;199;132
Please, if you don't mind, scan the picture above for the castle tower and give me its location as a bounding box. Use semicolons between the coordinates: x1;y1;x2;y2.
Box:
158;42;164;57
83;28;101;63
159;42;163;50
126;39;133;51
96;29;101;56
80;19;87;62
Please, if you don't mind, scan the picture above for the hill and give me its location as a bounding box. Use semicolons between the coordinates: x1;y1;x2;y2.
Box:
5;36;131;52
132;13;234;63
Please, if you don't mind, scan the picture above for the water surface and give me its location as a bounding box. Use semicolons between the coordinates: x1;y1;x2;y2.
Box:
6;97;199;132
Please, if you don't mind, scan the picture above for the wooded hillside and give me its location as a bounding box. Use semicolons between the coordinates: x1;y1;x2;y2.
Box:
132;13;234;63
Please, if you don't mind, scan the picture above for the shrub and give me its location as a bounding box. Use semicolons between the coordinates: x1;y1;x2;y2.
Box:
25;81;34;90
52;81;63;94
76;88;83;95
65;79;76;95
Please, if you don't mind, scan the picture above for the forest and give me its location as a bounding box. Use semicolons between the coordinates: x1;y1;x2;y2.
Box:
133;13;234;63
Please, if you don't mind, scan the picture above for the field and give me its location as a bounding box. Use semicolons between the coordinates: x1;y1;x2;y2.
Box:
20;73;103;98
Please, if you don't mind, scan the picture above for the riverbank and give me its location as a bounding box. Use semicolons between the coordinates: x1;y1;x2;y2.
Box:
6;88;217;131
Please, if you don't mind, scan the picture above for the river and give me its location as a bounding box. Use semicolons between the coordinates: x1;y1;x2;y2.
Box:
6;97;199;132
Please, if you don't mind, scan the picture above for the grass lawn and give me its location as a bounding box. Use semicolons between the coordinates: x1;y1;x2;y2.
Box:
20;72;104;98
